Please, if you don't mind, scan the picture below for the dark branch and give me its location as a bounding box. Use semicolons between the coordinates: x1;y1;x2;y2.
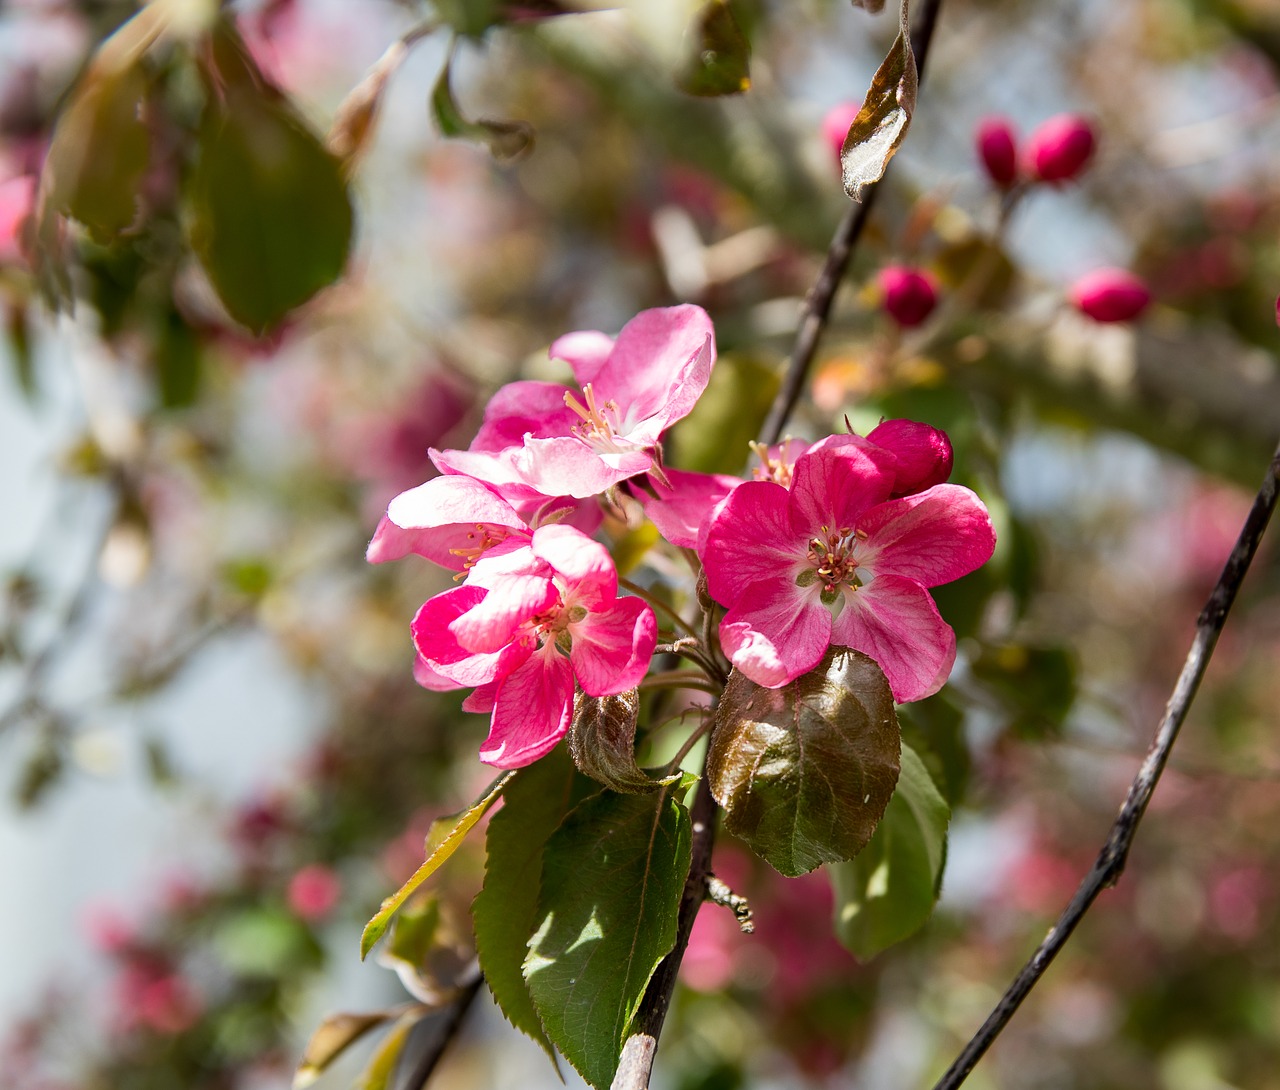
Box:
393;969;484;1090
931;437;1280;1090
758;0;945;447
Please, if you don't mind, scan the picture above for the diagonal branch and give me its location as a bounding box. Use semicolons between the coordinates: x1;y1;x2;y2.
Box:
931;437;1280;1090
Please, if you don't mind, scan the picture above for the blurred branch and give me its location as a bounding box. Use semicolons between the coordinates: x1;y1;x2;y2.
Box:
931;436;1280;1090
391;969;484;1090
759;0;944;446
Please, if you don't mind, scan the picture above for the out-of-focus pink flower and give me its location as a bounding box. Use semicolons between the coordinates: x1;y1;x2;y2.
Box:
82;903;134;956
412;525;657;767
821;101;863;167
113;964;201;1036
1070;267;1151;322
0;174;35;264
1025;113;1096;183
683;906;744;992
699;434;994;701
878;265;939;328
287;864;342;922
432;305;716;499
1209;866;1267;941
975;116;1018;188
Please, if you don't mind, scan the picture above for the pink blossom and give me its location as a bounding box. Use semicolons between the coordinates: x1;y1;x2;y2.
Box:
287;864;342;922
821;101;863;167
432;305;715;499
412;525;657;767
867;418;953;495
1070;267;1151;323
975;116;1018;188
113;963;201;1036
1025;114;1096;183
878;266;939;328
0;174;35;264
700;435;994;701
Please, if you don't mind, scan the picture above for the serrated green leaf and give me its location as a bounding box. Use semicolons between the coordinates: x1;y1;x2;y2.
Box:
189;23;353;334
677;0;751;97
830;742;948;959
361;771;514;959
708;647;901;877
523;787;692;1088
840;0;917;202
474;747;592;1065
294;1010;400;1089
569;689;678;794
430;45;533;162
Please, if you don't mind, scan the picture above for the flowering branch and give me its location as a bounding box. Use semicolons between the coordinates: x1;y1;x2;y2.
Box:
931;437;1280;1090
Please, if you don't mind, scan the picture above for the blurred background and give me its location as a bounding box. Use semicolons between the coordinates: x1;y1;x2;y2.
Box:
1;0;1279;1088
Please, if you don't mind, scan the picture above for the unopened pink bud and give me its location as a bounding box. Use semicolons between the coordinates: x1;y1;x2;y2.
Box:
878;266;939;328
1025;114;1096;183
867;419;954;494
287;864;342;922
821;101;863;168
1070;268;1151;322
975;116;1018;188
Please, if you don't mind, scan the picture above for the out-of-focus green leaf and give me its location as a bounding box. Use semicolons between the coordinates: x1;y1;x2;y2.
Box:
524;787;691;1088
155;309;201;408
189;23;353;334
5;304;36;402
709;648;901;877
294;1010;401;1089
971;643;1077;739
430;45;534;162
897;691;968;804
358;1011;420;1090
669;353;778;475
361;771;514;959
830;742;948;958
841;0;916;201
216;907;320;977
569;689;679;793
328;38;413;175
677;1;752;97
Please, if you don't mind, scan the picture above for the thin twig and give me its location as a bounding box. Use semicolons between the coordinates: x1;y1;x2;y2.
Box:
758;0;945;447
931;437;1280;1090
620;577;701;640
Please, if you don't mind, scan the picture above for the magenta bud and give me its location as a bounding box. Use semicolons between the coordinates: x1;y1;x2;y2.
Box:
878;265;939;328
867;419;954;494
1025;114;1096;183
975;116;1018;188
1070;268;1151;323
821;101;863;168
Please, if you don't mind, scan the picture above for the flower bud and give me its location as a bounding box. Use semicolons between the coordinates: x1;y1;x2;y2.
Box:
1070;268;1151;322
1025;114;1096;183
821;101;863;168
867;419;954;494
878;265;939;328
975;116;1018;188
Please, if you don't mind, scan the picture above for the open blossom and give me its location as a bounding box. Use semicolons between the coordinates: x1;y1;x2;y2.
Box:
412;525;656;767
432;304;715;499
700;435;994;701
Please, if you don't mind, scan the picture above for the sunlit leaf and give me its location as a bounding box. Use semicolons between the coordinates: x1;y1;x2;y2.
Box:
709;648;901;877
357;1011;420;1090
474;746;592;1065
524;787;692;1088
430;45;534;162
830;742;948;958
841;0;917;201
677;0;752;97
189;23;353;333
294;1010;401;1089
569;689;679;793
361;771;514;959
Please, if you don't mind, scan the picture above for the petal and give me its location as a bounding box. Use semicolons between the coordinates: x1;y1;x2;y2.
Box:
592;305;716;437
634;468;741;549
788;440;897;536
719;579;831;689
570;596;658;696
448;571;558;654
700;480;805;606
519;436;651;498
412;587;532;686
366;476;527;568
413;654;464;691
829;574;956;702
866;419;954;495
550;329;616;387
531;524;617;606
430;445;536;495
462;682;498;713
480;648;574;768
857;484;996;587
469;381;579;451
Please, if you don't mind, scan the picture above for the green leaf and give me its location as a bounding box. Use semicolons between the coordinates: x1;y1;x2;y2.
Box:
569;689;679;793
970;643;1077;739
524;787;693;1088
708;647;901;877
294;1010;400;1089
357;1011;420;1090
189;23;353;334
430;45;534;162
677;1;752;97
216;907;320;976
474;746;593;1064
830;742;949;959
840;0;917;201
361;771;514;959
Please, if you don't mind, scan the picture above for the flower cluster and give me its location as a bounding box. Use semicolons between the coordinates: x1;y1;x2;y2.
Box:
371;304;995;766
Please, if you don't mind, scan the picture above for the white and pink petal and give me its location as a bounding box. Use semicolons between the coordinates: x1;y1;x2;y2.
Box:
569;596;657;697
857;484;996;587
719;580;831;689
479;647;575;768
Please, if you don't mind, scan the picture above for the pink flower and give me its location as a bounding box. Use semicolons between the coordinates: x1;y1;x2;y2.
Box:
1070;268;1151;322
412;525;657;767
287;864;342;922
0;174;35;264
975;116;1018;188
878;266;939;328
1025;114;1095;183
432;305;715;499
821;101;863;168
700;435;994;701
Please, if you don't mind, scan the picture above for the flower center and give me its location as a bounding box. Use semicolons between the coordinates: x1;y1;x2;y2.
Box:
530;595;585;652
804;525;868;595
564;383;631;454
449;525;512;575
750;441;795;487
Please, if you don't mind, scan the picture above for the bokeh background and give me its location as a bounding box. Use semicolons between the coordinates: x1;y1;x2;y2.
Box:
2;1;1279;1088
